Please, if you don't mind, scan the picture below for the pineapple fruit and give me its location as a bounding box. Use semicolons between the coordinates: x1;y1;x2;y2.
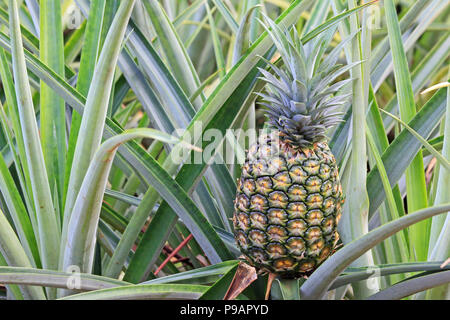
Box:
233;19;351;278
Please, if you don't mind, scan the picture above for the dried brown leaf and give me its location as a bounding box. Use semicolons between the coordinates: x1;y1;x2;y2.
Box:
223;262;257;300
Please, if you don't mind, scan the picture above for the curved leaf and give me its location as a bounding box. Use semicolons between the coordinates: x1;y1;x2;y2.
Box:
142;260;240;285
0;266;128;291
332;262;450;289
367;270;450;300
300;203;450;299
61;284;208;300
61;128;195;288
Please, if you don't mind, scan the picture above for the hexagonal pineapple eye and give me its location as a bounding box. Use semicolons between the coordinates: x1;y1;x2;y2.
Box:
286;237;306;255
235;230;249;250
250;194;268;211
267;208;288;225
321;216;335;234
305;226;322;243
320;180;333;197
266;242;286;259
255;176;273;195
241;162;253;178
252;159;268;176
287;184;307;202
318;246;332;262
306;193;323;209
267;157;287;174
268;191;288;208
249;248;269;264
249;229;267;247
305;209;323;226
287;202;307;219
323;197;336;215
242;179;256;196
289;166;308;184
307;239;325;256
274;258;296;271
236;194;250;212
249;212;267;230
302;159;320;175
287;219;307;236
305;176;322;193
299;260;315;272
267;225;288;242
272;171;292;191
318;163;331;180
236;212;250;230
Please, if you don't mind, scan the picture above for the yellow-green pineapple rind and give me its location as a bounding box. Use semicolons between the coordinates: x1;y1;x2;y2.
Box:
233;134;344;278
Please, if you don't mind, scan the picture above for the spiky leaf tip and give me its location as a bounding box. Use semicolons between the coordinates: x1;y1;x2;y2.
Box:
258;16;354;149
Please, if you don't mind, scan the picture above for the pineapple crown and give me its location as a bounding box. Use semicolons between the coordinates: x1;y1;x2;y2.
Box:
257;17;357;149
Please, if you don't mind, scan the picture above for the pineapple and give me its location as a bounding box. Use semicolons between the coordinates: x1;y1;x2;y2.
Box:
232;20;352;278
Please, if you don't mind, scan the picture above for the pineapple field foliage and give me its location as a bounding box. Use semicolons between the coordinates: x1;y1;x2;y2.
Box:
0;0;448;300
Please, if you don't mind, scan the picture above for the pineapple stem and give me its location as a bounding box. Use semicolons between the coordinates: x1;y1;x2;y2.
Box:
265;273;277;300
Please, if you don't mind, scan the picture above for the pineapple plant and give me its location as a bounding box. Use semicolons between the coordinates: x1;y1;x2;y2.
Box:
233;19;351;278
0;0;449;302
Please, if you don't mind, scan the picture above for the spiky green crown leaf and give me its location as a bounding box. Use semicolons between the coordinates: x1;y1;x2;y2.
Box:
257;17;355;148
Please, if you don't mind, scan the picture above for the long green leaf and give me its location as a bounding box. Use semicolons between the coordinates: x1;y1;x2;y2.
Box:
386;0;429;261
65;0;108;209
8;0;60;276
232;5;262;65
382;31;450;129
339;0;376;298
142;0;203;106
63;19;86;64
142;260;240;285
61;0;136;268
0;41;35;227
368;271;450;300
332;262;450;289
0;32;233;261
0;266;128;291
205;1;226;79
367;84;409;268
211;0;239;33
61;284;208;300
0;5;39;53
366;127;409;264
372;0;447;91
39;0;66;215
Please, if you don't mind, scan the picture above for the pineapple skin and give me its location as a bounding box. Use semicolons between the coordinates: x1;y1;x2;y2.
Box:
233;132;344;278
